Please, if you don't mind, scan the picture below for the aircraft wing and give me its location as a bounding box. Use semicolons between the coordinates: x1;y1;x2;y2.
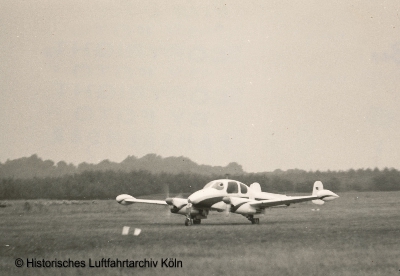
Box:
123;198;167;205
116;194;167;205
249;195;318;208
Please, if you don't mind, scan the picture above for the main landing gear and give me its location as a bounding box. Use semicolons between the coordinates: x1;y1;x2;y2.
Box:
251;218;260;224
247;215;260;225
184;217;201;226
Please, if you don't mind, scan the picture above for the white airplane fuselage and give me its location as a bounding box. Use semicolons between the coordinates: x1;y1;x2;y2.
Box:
116;178;339;226
174;179;337;216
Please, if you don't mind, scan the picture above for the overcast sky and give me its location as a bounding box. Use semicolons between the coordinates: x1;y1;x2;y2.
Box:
1;1;399;172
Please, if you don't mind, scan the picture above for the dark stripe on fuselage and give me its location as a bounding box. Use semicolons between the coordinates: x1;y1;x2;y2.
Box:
231;201;248;212
193;196;224;208
170;204;187;213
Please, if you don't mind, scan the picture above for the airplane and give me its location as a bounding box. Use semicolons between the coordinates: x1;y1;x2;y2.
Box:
116;179;339;226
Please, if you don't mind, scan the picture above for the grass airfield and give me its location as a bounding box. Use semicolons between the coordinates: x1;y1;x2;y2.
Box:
1;192;399;275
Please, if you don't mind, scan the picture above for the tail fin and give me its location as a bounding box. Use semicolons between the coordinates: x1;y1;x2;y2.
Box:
249;182;262;192
312;181;325;205
312;181;323;196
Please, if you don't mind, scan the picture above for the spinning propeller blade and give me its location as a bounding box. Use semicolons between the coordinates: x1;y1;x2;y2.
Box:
186;202;192;215
164;183;172;216
225;203;231;217
223;197;231;217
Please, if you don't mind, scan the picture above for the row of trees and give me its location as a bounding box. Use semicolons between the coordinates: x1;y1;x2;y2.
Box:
0;154;244;179
1;168;399;200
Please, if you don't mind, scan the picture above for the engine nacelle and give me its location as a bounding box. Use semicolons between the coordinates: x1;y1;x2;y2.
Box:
171;205;200;215
166;197;188;209
223;197;258;215
210;201;227;212
233;202;258;215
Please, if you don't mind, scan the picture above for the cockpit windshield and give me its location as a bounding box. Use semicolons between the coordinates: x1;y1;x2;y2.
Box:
211;182;224;190
203;180;225;190
203;181;214;189
204;180;249;193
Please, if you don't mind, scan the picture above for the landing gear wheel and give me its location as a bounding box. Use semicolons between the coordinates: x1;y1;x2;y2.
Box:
249;217;260;224
248;215;255;224
185;218;193;226
193;218;201;225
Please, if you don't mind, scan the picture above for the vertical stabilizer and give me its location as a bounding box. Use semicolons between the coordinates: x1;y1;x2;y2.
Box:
312;181;324;205
312;181;323;196
249;182;262;192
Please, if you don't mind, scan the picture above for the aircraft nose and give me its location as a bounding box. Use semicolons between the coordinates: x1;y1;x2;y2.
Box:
188;190;205;205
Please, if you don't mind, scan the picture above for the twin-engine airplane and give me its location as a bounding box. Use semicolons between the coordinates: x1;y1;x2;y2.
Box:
116;179;339;226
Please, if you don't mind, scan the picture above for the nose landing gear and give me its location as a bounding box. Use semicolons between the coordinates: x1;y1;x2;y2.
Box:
184;217;201;226
184;207;207;226
184;217;193;226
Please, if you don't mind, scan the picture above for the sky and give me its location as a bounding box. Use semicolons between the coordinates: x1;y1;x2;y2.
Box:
1;1;400;172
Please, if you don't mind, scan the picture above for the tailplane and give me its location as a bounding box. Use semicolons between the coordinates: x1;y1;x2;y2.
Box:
311;181;339;205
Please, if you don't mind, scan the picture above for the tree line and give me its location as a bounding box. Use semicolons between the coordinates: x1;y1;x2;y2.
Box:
0;154;244;179
1;167;399;200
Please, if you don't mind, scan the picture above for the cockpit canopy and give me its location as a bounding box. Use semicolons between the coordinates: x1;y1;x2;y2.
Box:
203;179;248;194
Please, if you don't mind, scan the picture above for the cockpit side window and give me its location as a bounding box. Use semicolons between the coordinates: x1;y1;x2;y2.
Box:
227;181;238;193
240;183;248;194
211;182;224;190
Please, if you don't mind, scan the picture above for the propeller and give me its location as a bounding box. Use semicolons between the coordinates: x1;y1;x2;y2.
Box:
164;183;171;216
186;200;192;216
175;193;184;198
223;197;231;217
164;182;189;216
164;183;170;199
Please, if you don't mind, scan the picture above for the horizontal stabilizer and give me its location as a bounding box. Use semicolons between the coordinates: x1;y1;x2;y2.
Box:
311;181;339;204
312;199;325;205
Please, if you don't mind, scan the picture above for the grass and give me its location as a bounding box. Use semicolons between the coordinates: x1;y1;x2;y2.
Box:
1;191;399;275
